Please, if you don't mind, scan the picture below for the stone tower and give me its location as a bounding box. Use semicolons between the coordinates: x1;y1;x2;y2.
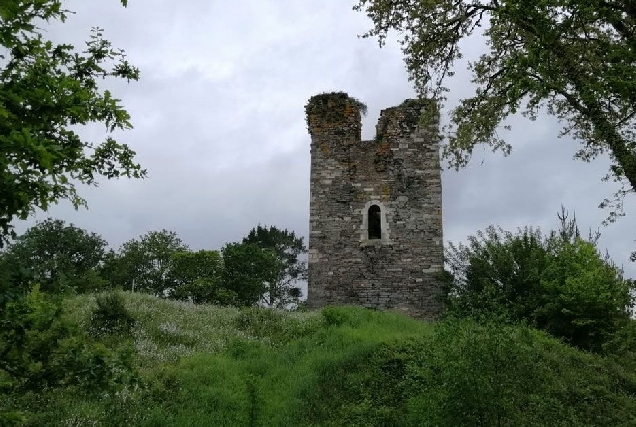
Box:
306;92;443;319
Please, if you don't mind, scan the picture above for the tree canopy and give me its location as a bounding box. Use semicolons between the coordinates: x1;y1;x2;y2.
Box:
0;0;144;244
443;211;634;352
0;218;108;293
168;250;229;304
102;229;189;294
0;3;141;422
354;0;636;220
242;225;307;307
222;242;285;307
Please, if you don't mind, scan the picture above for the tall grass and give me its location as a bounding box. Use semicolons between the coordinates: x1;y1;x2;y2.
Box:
18;293;635;426
126;305;433;426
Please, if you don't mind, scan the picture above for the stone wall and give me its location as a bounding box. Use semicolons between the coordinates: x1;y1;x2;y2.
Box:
306;93;443;320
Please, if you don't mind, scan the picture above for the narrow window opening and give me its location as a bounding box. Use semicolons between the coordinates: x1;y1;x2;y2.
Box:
368;205;382;239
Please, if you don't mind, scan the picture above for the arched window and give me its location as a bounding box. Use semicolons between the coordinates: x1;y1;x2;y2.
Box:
368;205;382;239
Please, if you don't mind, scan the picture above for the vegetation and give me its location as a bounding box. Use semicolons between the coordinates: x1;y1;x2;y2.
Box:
0;2;143;424
0;220;306;304
0;287;138;424
1;214;634;426
102;229;190;293
354;0;636;223
221;242;284;307
2;1;636;425
0;218;108;293
168;250;225;304
2;216;635;425
305;92;368;130
89;291;136;336
3;294;636;425
242;225;307;307
443;211;634;352
0;0;144;244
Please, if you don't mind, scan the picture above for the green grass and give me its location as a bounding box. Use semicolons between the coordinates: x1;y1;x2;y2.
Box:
12;292;636;426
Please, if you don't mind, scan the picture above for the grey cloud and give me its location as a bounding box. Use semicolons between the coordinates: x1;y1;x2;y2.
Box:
11;0;634;277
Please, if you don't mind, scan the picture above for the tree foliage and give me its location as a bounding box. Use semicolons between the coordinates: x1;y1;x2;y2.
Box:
355;0;636;220
444;212;634;352
221;242;285;307
0;0;144;244
0;2;140;422
1;218;108;293
168;250;229;304
102;229;189;293
242;225;307;307
169;250;222;287
0;285;137;422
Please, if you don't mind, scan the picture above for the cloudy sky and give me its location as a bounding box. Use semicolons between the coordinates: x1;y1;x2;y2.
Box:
12;0;636;277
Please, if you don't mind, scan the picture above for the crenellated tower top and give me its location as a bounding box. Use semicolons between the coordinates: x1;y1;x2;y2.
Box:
306;92;444;320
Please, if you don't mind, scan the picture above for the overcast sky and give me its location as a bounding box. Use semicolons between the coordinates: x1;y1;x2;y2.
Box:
12;0;635;277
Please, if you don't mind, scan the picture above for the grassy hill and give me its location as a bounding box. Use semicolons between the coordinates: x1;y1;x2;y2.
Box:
14;292;636;426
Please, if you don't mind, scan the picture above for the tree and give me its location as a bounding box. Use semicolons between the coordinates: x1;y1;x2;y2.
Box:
444;212;634;352
0;0;145;245
1;218;108;293
242;225;307;307
221;242;285;307
0;3;141;421
169;250;222;287
354;0;636;221
168;250;227;304
443;226;550;322
102;229;189;293
537;238;633;351
98;249;128;290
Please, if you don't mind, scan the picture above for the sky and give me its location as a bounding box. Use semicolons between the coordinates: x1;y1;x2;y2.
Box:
10;0;636;277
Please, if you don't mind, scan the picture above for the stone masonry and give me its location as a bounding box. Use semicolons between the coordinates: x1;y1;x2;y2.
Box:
306;92;443;320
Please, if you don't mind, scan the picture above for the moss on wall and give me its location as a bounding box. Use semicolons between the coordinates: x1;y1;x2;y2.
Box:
305;92;367;134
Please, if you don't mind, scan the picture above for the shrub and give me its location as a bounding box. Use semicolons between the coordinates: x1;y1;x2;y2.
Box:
406;320;636;426
90;292;136;336
444;223;634;352
298;318;636;426
0;287;138;424
536;239;633;352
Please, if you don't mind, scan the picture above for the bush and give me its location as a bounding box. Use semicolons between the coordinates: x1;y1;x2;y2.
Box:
298;318;636;426
407;320;547;425
90;292;136;336
444;223;634;352
0;287;138;424
405;320;636;426
536;239;633;352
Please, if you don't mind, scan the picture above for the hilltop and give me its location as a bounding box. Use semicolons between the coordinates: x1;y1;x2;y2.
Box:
9;292;635;426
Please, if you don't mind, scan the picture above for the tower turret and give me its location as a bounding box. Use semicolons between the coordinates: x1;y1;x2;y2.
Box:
306;93;443;319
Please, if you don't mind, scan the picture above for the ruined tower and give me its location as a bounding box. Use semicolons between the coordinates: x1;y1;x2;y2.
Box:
306;92;443;319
